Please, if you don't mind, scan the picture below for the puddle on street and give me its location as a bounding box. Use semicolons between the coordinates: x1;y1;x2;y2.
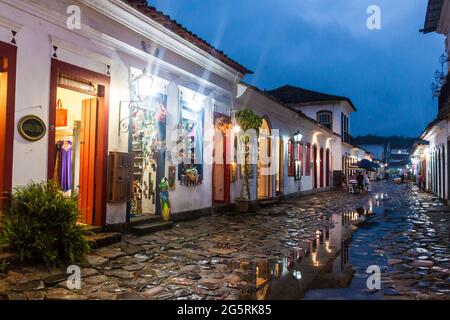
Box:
229;198;384;300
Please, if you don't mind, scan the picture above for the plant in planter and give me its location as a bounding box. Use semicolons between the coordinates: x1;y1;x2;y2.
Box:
0;181;90;266
234;108;263;212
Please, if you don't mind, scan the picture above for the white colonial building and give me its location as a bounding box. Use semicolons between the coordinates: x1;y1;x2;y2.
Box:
412;0;450;202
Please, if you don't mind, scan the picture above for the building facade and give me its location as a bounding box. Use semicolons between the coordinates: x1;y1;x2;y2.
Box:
0;0;363;229
267;85;368;185
412;0;450;202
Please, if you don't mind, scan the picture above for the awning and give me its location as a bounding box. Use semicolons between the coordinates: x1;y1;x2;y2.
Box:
358;159;379;172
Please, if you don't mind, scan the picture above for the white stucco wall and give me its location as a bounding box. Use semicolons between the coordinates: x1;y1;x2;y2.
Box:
1;0;240;225
237;85;338;196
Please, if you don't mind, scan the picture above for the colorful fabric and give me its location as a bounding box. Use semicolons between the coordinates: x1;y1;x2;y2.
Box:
57;140;72;192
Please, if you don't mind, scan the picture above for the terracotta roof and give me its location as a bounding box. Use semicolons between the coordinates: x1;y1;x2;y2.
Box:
240;82;341;138
120;0;252;75
421;0;444;34
266;84;357;111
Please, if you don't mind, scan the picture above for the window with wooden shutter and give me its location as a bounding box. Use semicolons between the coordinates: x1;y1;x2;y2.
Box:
305;144;311;176
288;139;295;176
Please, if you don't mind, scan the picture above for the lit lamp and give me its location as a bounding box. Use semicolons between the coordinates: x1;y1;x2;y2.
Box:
294;131;303;181
294;131;303;143
231;110;241;134
136;68;154;99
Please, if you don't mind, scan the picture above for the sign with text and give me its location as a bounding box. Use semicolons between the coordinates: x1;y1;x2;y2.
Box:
17;115;46;142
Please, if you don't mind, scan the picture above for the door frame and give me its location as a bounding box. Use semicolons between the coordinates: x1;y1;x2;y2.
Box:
319;147;324;188
326;148;330;187
276;137;284;195
0;41;16;202
212;112;230;204
313;144;318;189
48;59;110;226
258;116;272;199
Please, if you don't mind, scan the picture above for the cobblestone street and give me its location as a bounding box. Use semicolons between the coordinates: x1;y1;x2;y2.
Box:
1;181;450;300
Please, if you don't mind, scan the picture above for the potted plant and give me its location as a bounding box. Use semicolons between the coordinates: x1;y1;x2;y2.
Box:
234;108;263;213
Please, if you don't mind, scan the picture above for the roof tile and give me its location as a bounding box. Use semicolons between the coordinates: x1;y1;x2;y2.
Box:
120;0;252;75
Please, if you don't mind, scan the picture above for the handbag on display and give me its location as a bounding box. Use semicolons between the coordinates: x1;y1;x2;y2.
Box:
56;99;68;127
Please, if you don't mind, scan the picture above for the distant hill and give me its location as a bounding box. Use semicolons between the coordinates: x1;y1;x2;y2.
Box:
352;135;417;150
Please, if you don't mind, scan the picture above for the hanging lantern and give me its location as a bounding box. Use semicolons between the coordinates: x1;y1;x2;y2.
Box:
136;68;154;99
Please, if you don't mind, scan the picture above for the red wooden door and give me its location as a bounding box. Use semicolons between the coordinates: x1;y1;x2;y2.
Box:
320;148;324;188
326;149;330;187
0;43;16;204
313;145;318;189
79;98;97;224
213;130;226;203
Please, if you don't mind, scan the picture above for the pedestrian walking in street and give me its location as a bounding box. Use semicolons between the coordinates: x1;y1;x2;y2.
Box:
364;172;371;192
418;175;423;189
400;173;405;184
356;172;364;192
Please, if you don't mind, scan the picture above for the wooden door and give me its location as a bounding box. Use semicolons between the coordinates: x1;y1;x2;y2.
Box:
313;145;318;189
326;149;330;187
0;58;7;196
0;43;16;205
320;148;324;188
276;138;284;194
213;129;225;202
79;98;97;224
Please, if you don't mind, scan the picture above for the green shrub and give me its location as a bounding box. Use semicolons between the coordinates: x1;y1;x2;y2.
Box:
0;181;90;265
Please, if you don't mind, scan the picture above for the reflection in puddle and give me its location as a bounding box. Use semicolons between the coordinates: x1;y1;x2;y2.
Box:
233;206;375;300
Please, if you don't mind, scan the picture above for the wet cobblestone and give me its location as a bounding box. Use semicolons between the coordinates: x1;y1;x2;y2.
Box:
1;182;450;300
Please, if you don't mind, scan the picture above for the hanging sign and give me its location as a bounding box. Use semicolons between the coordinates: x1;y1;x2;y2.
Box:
17;115;46;142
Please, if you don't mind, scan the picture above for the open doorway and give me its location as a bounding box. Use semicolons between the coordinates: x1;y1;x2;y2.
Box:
313;145;318;189
48;60;110;226
212;113;231;204
258;117;272;200
54;86;98;225
129;92;167;218
0;42;16;206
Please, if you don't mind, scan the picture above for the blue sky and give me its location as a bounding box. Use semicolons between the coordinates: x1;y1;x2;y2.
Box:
149;0;445;137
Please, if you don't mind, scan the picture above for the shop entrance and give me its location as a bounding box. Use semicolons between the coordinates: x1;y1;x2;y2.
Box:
48;60;110;226
319;147;324;188
0;42;16;206
258;118;272;200
129;93;167;218
313;145;318;189
326;148;331;187
54;87;97;224
212;113;231;204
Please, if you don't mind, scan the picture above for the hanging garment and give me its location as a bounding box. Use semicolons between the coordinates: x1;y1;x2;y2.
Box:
54;143;62;186
58;140;73;192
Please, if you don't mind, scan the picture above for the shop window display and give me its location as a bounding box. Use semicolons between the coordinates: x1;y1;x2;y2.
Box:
177;97;205;186
130;91;167;216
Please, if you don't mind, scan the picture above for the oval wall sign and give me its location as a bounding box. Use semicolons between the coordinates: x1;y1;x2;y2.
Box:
17;115;46;142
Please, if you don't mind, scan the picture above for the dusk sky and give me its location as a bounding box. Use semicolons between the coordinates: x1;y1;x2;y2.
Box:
149;0;445;137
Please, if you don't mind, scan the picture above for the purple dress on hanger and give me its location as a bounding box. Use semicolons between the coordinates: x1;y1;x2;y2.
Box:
58;141;72;192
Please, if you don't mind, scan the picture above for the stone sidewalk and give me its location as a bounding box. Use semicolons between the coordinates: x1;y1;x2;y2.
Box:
1;182;450;300
0;185;373;300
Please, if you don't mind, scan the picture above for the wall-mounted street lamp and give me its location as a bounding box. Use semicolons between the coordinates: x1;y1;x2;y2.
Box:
431;53;448;99
135;68;154;99
118;68;156;135
293;131;303;181
294;131;303;143
230;108;241;134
